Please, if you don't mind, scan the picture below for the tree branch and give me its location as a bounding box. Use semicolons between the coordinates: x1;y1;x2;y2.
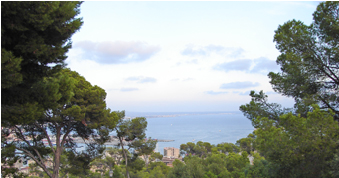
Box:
16;147;52;178
34;122;56;154
14;125;32;147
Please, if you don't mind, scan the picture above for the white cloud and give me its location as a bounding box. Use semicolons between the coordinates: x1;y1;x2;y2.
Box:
205;91;228;95
213;57;279;75
126;76;157;83
120;87;139;92
74;41;160;64
220;82;260;89
213;59;252;72
181;44;244;58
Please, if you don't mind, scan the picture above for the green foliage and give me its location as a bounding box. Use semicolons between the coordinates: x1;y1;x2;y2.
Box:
236;134;255;154
2;2;83;177
3;69;118;178
112;165;125;178
329;149;339;178
240;2;339;177
1;49;23;89
114;112;154;178
132;138;157;167
239;91;290;125
180;141;212;158
167;159;188;178
211;142;240;155
253;105;339;177
150;152;163;162
244;159;273;178
2;1;84;125
1;1;83;85
269;1;339;119
169;141;253;178
149;166;166;178
147;161;171;176
184;155;205;178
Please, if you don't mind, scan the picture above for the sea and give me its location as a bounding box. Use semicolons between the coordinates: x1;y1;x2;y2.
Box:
125;111;254;155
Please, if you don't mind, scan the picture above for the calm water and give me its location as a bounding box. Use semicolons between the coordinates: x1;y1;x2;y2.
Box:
127;112;254;155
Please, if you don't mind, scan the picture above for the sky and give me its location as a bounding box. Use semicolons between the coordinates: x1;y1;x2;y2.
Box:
66;1;319;112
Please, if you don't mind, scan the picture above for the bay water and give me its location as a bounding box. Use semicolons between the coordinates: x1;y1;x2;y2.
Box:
126;111;254;155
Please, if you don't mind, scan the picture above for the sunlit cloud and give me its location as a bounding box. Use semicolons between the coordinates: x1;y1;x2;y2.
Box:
250;57;279;74
220;82;260;89
213;59;252;72
181;44;244;58
120;87;139;92
205;91;228;95
213;57;279;75
183;78;195;82
74;41;160;64
126;76;157;83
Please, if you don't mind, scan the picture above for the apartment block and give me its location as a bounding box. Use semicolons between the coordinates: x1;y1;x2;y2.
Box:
163;147;180;158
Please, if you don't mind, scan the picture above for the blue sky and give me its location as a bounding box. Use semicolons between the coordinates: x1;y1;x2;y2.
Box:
66;1;318;112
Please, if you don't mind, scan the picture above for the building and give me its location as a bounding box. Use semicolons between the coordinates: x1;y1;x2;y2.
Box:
164;147;180;158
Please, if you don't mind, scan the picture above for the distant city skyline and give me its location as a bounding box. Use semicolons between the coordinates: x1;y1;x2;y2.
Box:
66;1;318;112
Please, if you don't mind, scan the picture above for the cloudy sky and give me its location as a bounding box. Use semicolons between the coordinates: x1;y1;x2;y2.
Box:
66;1;318;112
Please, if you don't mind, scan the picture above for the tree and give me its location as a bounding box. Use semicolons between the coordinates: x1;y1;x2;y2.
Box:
244;159;274;178
236;133;255;154
149;166;166;178
211;142;240;155
1;2;83;177
180;141;212;158
268;1;339;119
90;156;115;178
1;1;82;74
239;91;291;125
105;147;124;165
147;162;171;176
150;152;163;163
2;1;83;123
240;3;339;176
184;155;205;178
2;69;118;178
253;105;339;178
114;112;150;178
167;159;189;178
329;149;339;178
133;138;157;167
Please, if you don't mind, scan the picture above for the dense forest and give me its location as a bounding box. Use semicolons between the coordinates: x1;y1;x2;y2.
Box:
2;1;338;178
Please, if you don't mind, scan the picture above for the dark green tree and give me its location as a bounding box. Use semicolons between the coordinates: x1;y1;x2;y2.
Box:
114;112;151;178
253;105;339;178
2;69;118;178
132;138;157;167
1;2;83;177
211;142;240;155
236;133;255;154
240;2;339;177
239;90;293;127
268;1;339;119
180;141;212;158
147;161;171;176
167;159;189;178
2;1;83;123
149;152;163;163
244;159;274;178
105;147;124;165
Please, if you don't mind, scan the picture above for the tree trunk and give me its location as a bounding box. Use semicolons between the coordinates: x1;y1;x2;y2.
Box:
52;128;62;178
118;137;130;178
52;148;61;178
144;155;149;167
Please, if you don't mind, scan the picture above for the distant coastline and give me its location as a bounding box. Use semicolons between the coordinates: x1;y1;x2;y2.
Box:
125;111;241;119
